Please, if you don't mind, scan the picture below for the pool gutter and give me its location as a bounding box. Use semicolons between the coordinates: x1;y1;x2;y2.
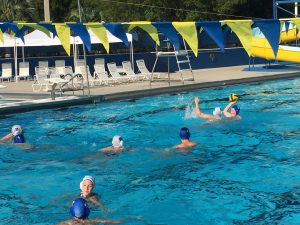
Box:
0;71;300;115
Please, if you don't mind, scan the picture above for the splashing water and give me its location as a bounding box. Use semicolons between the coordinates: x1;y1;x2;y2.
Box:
184;101;197;119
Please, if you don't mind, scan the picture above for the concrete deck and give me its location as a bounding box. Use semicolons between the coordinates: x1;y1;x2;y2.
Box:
1;64;300;114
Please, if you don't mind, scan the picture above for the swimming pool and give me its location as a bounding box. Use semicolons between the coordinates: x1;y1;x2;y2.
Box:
0;77;300;224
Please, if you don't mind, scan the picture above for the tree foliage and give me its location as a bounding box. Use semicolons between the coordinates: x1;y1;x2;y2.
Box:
0;0;279;22
0;0;37;21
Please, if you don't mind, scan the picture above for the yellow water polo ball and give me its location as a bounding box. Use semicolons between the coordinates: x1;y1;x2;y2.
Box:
229;93;239;102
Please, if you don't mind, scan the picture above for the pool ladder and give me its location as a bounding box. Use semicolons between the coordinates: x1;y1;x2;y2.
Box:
174;40;195;83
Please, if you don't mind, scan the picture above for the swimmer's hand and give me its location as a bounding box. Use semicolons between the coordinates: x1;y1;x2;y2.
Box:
194;96;200;105
230;99;237;104
164;148;172;152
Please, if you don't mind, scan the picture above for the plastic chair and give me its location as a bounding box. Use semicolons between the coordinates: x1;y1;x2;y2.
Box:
122;61;145;81
107;62;130;83
136;59;159;79
32;66;53;92
0;63;13;82
18;62;30;80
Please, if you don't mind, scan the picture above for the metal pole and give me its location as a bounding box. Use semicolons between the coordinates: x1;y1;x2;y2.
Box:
273;0;277;19
73;36;77;68
130;39;134;71
77;0;91;96
44;0;50;22
296;2;298;17
14;39;18;82
22;46;25;62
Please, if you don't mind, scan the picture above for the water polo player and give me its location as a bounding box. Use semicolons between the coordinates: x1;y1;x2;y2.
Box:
101;135;124;152
79;175;106;209
194;97;222;120
223;93;240;118
1;125;25;143
172;127;198;149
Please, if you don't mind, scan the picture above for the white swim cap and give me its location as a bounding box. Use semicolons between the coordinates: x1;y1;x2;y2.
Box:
213;107;222;117
112;135;123;147
80;175;95;190
11;125;22;136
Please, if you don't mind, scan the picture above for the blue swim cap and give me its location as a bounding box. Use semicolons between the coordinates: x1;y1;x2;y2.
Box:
13;134;25;143
69;198;90;219
179;127;191;140
232;105;240;115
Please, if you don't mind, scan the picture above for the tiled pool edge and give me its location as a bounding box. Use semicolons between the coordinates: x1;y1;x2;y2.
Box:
1;71;300;115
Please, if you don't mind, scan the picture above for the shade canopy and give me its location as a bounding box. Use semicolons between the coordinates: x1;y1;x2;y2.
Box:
0;29;132;48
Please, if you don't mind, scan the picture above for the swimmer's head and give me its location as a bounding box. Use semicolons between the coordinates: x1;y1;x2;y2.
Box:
213;107;222;117
69;198;90;219
232;105;240;115
179;127;191;140
11;125;22;136
80;175;95;190
112;135;123;147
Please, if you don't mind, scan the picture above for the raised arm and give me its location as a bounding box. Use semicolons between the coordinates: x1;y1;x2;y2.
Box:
1;133;13;141
223;100;236;118
194;97;213;119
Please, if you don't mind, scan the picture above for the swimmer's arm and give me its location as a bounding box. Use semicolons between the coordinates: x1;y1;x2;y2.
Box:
1;133;13;141
90;216;143;224
89;219;125;224
191;141;199;147
88;195;108;212
171;145;181;149
87;194;101;207
17;143;33;150
55;220;72;225
100;146;114;151
223;101;236;118
194;97;213;119
101;146;124;152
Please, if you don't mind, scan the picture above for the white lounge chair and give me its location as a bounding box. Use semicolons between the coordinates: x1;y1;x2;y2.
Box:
107;62;130;83
75;59;85;67
18;62;30;80
1;63;13;82
75;65;99;86
47;67;61;79
55;60;66;76
93;58;113;85
32;66;54;92
122;61;146;81
38;61;48;68
55;60;65;67
95;58;105;65
94;64;116;85
136;59;159;79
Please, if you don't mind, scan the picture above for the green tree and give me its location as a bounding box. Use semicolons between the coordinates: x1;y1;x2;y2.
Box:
68;0;102;22
0;0;37;21
50;0;72;22
0;0;277;23
214;0;273;20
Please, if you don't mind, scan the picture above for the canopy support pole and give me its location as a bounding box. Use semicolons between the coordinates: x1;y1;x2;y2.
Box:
73;37;77;68
22;46;25;63
14;39;18;82
77;0;90;96
130;40;134;71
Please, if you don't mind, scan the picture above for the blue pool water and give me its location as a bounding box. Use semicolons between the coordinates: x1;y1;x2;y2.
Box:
1;77;300;224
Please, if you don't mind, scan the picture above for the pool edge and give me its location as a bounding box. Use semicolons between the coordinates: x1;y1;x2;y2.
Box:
1;71;299;115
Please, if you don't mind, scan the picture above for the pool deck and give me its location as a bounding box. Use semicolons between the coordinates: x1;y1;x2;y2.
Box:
1;64;300;114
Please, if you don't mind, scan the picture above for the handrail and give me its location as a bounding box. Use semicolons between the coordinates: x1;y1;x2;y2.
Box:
57;73;85;96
